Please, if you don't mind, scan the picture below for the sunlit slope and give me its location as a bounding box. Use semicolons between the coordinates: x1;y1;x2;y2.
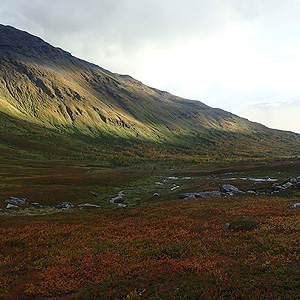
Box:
1;24;300;161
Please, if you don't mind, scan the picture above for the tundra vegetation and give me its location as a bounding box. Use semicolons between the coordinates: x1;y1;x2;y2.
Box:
1;25;300;299
1;158;300;299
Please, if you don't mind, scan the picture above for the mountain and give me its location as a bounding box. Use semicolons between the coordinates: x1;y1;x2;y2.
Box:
1;24;300;163
239;99;300;134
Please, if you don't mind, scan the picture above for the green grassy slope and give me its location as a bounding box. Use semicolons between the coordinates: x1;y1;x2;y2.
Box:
1;24;300;163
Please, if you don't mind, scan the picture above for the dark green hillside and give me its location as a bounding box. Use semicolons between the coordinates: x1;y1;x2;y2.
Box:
1;24;300;163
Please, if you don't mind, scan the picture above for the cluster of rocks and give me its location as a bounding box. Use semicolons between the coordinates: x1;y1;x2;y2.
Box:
5;197;42;209
54;202;101;209
270;177;300;194
3;197;101;210
110;191;127;207
180;176;300;200
179;191;221;199
179;184;243;199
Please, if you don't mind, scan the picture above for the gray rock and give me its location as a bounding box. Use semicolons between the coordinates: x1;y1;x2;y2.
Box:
179;191;221;199
247;190;257;194
288;203;300;209
224;223;230;230
152;193;160;197
78;203;101;209
282;182;293;189
270;183;284;193
219;184;243;194
118;203;127;207
290;178;297;184
110;191;125;203
89;191;98;197
113;199;124;204
31;203;43;208
6;203;19;209
5;197;28;205
206;191;222;197
179;193;195;199
56;202;75;209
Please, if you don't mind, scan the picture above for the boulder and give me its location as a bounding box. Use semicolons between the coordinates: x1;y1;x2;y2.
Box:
219;184;243;194
206;191;222;197
56;202;75;209
5;197;28;205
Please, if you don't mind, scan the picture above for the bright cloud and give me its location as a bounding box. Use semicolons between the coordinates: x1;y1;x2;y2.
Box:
1;0;300;115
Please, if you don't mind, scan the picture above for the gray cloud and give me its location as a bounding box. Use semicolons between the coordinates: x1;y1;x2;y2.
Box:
1;0;300;116
0;1;250;54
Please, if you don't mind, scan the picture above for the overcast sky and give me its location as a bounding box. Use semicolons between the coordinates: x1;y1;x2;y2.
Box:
1;0;300;115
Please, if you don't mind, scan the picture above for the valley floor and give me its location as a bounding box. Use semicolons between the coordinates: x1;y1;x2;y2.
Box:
1;159;300;299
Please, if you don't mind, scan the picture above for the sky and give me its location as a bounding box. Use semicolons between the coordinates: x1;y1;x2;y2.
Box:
1;0;300;116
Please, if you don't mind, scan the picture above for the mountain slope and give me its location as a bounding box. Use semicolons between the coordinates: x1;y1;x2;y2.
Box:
1;24;300;162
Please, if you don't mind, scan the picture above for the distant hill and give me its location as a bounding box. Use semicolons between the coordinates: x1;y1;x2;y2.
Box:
240;99;300;134
1;24;300;163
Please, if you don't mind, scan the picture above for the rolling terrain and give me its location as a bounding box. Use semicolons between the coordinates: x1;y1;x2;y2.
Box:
1;24;300;163
1;25;300;299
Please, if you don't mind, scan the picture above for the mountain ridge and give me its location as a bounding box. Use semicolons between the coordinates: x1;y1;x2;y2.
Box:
1;24;300;163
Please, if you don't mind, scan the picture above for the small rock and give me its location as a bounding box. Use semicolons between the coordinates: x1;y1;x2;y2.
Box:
78;203;101;209
152;193;160;197
290;178;297;184
110;191;125;203
270;183;283;193
247;190;257;194
31;203;43;208
113;199;124;204
89;191;98;197
282;182;293;189
56;202;75;209
224;223;230;230
171;185;179;191
6;204;19;209
179;193;200;199
118;203;127;207
5;197;28;205
288;203;300;209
